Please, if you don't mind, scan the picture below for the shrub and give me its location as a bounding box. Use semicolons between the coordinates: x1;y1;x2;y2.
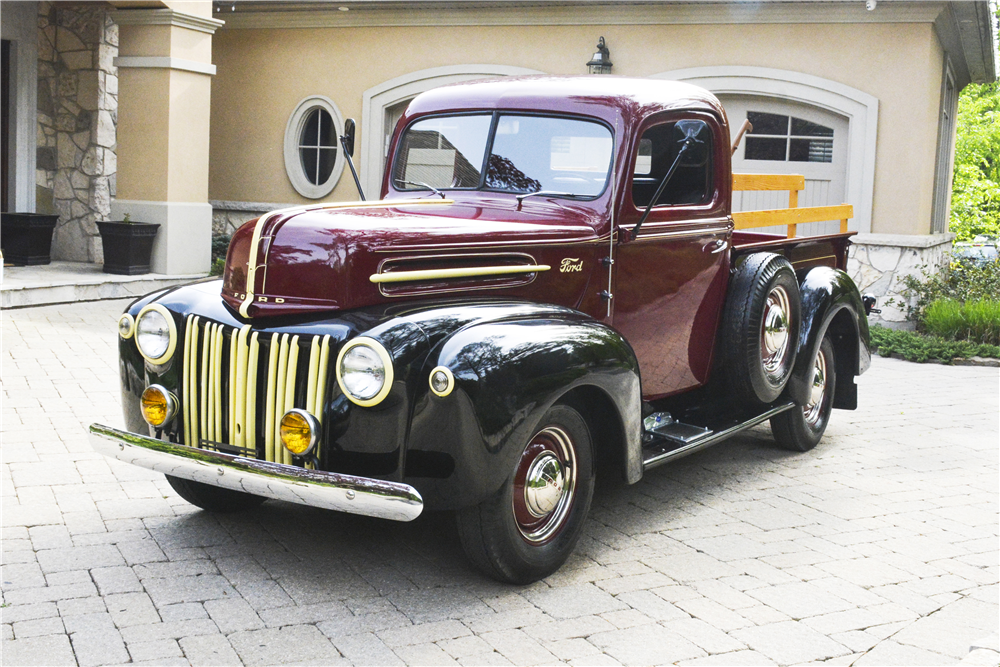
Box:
870;324;1000;363
212;233;231;263
923;299;1000;345
891;255;1000;322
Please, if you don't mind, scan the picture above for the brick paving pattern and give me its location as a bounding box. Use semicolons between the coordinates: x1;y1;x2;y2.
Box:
2;299;998;666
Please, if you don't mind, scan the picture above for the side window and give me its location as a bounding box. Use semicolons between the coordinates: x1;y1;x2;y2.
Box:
632;120;713;208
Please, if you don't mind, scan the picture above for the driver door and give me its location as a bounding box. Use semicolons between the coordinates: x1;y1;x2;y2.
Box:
612;113;732;399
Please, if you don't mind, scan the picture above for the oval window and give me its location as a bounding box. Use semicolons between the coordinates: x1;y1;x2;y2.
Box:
284;96;346;198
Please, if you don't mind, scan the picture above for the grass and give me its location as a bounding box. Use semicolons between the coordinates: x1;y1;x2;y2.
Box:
922;299;1000;346
870;324;1000;363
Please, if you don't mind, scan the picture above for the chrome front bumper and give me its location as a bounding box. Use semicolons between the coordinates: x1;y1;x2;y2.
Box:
89;424;423;522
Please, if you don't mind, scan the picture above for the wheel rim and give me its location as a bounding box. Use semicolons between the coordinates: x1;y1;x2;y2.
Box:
512;426;577;545
803;347;828;427
761;285;792;382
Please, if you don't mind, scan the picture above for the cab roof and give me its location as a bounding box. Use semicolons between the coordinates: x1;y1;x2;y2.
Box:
403;75;728;127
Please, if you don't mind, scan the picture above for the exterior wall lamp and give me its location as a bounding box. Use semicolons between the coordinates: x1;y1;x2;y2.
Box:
587;37;613;74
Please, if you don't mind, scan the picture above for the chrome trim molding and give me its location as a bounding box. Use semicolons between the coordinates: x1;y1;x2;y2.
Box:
89;423;423;522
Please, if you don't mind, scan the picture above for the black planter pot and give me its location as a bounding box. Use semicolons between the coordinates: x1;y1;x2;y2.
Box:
1;213;59;265
97;221;160;275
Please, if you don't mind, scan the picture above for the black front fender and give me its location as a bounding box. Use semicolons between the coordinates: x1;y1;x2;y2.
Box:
787;267;871;409
405;317;643;510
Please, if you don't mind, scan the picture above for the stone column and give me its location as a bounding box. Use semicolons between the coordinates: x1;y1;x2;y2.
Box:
37;2;118;263
110;4;222;275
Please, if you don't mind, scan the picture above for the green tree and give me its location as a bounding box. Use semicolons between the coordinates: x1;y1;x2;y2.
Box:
951;82;1000;242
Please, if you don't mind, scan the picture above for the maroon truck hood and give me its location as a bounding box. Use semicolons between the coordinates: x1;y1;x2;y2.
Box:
222;199;603;318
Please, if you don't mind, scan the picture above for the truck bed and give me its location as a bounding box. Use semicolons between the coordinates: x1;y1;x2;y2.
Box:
732;230;855;272
730;173;855;272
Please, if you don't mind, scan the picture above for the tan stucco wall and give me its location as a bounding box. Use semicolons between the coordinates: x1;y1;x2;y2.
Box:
116;20;214;203
209;21;945;235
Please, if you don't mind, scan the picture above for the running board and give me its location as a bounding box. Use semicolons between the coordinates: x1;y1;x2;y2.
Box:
642;402;796;471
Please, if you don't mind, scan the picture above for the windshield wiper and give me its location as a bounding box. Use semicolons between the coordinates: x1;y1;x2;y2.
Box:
515;190;588;203
395;179;446;199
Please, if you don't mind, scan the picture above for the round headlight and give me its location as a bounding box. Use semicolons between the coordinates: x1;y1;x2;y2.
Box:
118;313;135;339
279;409;320;456
135;304;177;364
336;337;394;407
141;385;178;427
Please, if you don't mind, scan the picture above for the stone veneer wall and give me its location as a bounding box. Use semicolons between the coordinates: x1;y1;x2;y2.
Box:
211;200;292;238
847;233;955;327
36;3;118;263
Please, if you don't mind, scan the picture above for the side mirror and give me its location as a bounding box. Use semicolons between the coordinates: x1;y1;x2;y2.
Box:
342;118;356;157
673;119;710;167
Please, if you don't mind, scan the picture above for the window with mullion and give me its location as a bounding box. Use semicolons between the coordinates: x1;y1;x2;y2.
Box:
745;111;833;163
298;108;338;185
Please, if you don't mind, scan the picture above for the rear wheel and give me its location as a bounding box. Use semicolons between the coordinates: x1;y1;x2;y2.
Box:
456;403;595;584
770;336;836;452
166;475;266;513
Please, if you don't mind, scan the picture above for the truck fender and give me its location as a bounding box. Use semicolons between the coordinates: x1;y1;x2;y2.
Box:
405;317;643;509
787;267;872;410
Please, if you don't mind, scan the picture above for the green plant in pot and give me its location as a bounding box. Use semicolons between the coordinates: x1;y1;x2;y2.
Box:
97;213;160;275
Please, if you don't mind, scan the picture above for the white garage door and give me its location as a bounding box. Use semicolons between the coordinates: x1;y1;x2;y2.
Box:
721;95;849;237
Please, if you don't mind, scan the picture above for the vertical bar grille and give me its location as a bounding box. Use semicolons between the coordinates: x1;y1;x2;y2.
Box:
181;316;332;465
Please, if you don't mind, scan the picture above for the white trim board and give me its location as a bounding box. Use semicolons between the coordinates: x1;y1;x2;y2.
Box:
114;56;217;76
112;9;225;35
359;64;544;197
653;66;878;234
222;2;945;30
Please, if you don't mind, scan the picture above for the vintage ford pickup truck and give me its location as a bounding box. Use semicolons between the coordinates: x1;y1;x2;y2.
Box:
91;76;872;583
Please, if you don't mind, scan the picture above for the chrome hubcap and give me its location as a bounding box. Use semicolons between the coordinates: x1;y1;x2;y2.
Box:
803;348;828;426
524;453;565;517
761;285;792;380
513;426;577;545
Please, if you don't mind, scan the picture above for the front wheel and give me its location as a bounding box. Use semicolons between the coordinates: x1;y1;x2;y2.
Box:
770;336;836;452
166;475;267;513
456;404;595;584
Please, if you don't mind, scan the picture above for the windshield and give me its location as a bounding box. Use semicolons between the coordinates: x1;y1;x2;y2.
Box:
392;113;613;199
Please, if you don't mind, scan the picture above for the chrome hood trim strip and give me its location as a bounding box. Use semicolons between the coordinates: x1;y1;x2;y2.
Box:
89;423;423;522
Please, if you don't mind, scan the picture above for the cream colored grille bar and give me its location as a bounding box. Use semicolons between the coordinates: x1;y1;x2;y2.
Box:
181;316;332;466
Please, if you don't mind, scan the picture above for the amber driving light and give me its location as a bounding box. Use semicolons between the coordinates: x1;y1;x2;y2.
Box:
279;409;320;456
140;385;178;427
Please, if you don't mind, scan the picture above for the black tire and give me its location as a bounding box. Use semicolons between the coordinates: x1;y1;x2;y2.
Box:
456;404;595;584
770;336;836;452
166;475;267;513
720;252;801;405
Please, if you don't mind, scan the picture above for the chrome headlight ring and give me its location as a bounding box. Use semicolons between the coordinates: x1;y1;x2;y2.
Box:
335;337;394;407
135;303;178;364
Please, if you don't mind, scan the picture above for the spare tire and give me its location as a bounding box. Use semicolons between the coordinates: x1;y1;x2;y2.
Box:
719;252;800;405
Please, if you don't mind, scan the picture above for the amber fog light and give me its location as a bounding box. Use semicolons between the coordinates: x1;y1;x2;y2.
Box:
141;385;178;427
279;409;320;456
429;366;455;397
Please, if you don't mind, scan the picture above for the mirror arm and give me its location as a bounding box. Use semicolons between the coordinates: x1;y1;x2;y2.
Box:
731;119;753;156
630;140;691;241
341;135;366;201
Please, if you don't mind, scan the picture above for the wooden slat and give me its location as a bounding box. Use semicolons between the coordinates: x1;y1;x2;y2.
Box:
733;173;805;191
733;204;854;230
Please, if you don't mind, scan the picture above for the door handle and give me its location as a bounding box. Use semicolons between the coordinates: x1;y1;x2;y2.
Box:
704;239;727;254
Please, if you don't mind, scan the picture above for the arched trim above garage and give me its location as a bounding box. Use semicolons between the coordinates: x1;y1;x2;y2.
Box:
360;64;544;197
651;67;878;233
